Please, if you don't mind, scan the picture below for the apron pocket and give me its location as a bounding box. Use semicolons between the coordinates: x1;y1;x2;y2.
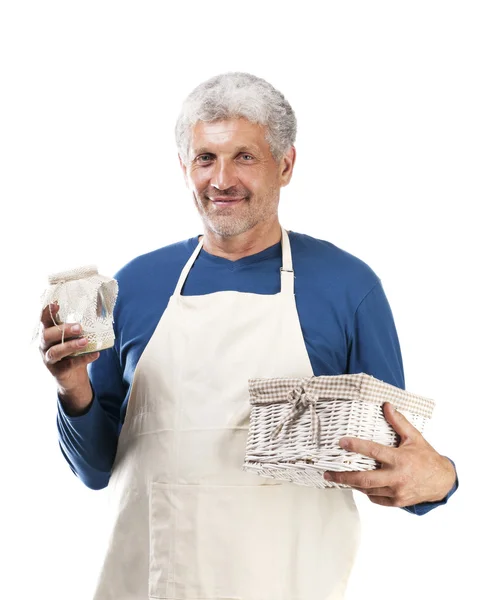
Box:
149;482;299;600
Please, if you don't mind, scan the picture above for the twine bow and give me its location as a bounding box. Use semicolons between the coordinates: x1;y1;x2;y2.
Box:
272;386;321;446
48;281;68;343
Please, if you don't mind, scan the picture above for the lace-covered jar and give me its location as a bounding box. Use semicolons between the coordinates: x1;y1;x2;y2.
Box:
41;265;118;356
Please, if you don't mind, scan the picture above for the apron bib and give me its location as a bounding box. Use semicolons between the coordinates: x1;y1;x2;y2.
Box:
93;229;360;600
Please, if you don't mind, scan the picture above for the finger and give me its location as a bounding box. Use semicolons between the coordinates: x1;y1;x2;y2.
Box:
44;337;89;364
383;402;420;444
352;486;395;497
40;321;83;350
40;303;60;329
367;496;395;507
64;351;101;367
339;436;395;465
78;351;100;365
324;469;391;489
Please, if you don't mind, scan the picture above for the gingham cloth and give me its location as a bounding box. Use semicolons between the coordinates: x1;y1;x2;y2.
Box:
249;373;435;421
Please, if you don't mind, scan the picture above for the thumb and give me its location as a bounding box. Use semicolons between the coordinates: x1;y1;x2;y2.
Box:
383;402;419;444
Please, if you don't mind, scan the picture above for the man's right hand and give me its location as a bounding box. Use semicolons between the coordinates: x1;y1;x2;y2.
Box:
39;303;100;416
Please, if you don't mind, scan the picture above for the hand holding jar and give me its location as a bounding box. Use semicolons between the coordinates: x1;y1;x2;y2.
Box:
37;266;118;416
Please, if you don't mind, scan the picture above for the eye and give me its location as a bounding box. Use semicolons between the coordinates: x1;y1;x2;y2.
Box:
240;153;254;161
196;154;213;164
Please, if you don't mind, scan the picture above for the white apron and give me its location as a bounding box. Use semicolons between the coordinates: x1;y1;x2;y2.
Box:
93;228;360;600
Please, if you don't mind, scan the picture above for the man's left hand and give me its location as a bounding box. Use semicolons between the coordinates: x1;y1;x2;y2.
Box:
323;402;457;507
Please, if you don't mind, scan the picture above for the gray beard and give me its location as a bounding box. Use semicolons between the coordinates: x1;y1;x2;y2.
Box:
194;191;279;238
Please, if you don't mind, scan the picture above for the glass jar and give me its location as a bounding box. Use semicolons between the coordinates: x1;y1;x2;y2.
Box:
42;265;118;355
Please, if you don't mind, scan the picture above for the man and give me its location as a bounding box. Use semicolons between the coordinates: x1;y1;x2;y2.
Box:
40;72;458;600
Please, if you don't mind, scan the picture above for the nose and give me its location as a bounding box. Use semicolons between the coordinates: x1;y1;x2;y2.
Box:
210;157;238;190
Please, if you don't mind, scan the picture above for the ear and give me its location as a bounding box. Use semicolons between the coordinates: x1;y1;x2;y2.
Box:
279;145;296;187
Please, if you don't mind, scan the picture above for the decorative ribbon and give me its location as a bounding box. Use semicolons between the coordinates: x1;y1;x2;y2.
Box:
272;386;321;446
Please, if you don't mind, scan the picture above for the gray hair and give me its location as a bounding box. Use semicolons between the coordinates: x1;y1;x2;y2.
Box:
175;72;297;164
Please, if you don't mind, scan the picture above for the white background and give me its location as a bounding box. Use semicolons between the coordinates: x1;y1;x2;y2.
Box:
1;1;489;598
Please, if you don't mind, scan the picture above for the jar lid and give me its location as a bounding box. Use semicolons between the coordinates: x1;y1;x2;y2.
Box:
48;265;99;284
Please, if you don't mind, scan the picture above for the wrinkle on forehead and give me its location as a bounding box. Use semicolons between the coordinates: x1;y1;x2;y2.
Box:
190;118;268;155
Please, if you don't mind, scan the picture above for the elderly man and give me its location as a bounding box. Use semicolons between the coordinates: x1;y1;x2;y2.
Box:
40;72;458;600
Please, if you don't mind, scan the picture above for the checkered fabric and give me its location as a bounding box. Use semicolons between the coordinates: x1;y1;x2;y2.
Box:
249;373;434;419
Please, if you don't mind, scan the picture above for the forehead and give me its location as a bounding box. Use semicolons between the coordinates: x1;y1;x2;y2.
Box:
190;118;268;153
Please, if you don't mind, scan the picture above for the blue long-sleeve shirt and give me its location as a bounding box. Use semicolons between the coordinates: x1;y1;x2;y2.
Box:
57;230;458;514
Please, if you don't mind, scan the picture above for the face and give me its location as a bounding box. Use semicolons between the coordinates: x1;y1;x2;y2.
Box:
180;118;295;238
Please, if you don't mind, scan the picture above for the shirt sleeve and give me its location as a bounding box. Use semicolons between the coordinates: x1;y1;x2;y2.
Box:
56;345;126;490
348;280;458;514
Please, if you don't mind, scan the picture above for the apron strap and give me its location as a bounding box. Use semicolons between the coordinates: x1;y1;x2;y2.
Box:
173;228;295;297
173;237;204;297
280;228;295;295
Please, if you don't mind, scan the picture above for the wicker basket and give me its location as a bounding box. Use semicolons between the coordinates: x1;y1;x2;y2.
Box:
243;373;435;489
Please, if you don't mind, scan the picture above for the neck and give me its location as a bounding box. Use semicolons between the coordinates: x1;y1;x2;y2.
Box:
200;218;282;261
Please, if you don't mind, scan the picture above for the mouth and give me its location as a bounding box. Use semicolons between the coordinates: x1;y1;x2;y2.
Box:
209;197;245;207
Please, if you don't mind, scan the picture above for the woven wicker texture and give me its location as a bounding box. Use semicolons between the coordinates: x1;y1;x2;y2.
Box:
39;266;118;355
243;373;435;489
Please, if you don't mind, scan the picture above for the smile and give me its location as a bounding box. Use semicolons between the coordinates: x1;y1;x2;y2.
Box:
210;198;245;206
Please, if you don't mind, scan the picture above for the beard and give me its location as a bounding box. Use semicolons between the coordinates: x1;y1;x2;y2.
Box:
193;185;279;238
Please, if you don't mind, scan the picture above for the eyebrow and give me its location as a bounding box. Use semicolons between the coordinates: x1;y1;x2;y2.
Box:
192;145;261;157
